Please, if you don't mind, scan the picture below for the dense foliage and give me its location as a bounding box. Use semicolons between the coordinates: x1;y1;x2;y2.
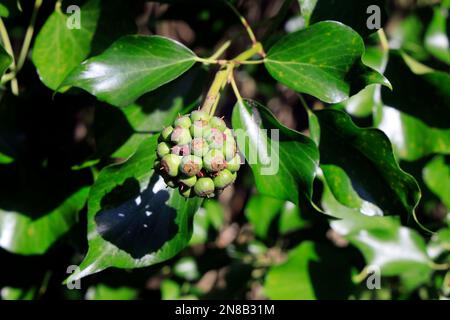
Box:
0;0;449;300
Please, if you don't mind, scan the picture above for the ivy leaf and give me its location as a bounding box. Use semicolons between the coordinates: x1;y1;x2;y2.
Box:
0;44;12;77
264;241;353;299
66;136;202;282
375;53;450;160
93;66;206;160
375;105;450;161
61;35;198;107
381;52;450;129
425;6;450;65
245;195;284;239
85;284;138;300
321;179;433;290
0;4;8;17
423;155;450;209
32;0;135;90
264;21;391;104
339;44;387;117
299;0;387;37
0;165;91;255
231;99;319;204
315;109;420;220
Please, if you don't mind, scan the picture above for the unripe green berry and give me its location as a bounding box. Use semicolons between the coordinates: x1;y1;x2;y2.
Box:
171;126;192;145
205;128;224;149
174;115;192;128
213;169;234;189
191;137;209;157
190;120;210;138
171;144;190;156
222;138;237;161
210;116;227;131
161;154;181;177
157;142;171;158
194;177;215;197
226;154;241;172
180;155;203;176
190;110;210;122
160;126;174;142
203;149;226;172
179;175;197;188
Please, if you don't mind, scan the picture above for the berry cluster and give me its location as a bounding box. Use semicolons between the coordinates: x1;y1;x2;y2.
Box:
154;110;240;198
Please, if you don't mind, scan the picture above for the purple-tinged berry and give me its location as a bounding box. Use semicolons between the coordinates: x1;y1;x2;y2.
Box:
180;155;203;176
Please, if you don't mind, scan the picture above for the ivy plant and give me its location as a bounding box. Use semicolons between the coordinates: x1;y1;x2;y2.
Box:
0;0;448;300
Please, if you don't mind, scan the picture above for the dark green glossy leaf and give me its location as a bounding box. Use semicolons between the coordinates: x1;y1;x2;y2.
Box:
93;66;205;160
316;109;420;219
0;44;12;77
0;165;90;255
339;44;387;117
264;241;353;299
423;155;450;208
66;136;202;282
381;52;450;129
61;35;198;107
231;99;319;204
265;21;390;104
425;6;450;65
375;53;450;160
299;0;387;37
32;0;135;91
375;105;450;161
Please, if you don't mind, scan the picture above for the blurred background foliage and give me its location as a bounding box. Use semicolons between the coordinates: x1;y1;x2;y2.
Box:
0;0;449;300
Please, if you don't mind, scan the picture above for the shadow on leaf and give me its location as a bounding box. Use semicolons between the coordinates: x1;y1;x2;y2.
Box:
95;176;178;259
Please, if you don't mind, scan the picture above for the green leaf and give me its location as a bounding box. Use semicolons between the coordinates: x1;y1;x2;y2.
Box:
32;0;135;90
61;35;198;107
375;53;450;160
189;199;224;245
265;21;390;104
85;284;138;300
321;178;433;290
425;6;450;65
375;105;450;161
298;0;317;27
278;201;307;234
316;109;420;219
245;194;284;239
264;241;353;299
161;279;181;300
381;52;450;129
423;155;450;209
331;216;431;279
339;44;387;117
93;66;206;160
0;165;90;255
66;136;202;282
299;0;387;37
231;99;319;204
0;44;12;77
0;4;8;17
